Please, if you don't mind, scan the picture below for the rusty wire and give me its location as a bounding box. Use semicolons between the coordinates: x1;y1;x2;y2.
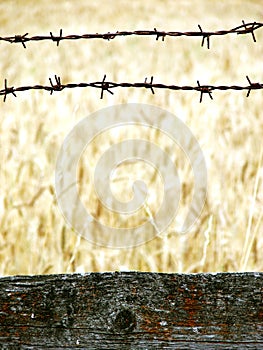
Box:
0;21;262;49
1;75;262;103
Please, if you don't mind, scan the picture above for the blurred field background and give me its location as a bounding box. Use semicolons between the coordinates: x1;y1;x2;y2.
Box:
0;0;262;275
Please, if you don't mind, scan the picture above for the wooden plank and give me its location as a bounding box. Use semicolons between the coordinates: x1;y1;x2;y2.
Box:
0;272;262;349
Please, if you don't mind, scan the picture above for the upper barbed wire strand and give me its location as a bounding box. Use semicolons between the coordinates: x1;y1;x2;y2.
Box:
0;21;262;48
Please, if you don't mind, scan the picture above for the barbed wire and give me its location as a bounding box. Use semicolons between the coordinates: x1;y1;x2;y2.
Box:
1;75;262;103
0;21;262;49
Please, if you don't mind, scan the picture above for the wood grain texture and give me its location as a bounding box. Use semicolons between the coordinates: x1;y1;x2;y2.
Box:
0;272;262;349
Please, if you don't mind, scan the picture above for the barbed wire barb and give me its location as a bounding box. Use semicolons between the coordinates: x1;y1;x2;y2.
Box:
99;75;114;99
238;20;257;42
3;79;17;102
198;25;210;49
50;29;63;46
154;28;166;41
13;33;28;48
246;75;261;97
197;80;213;103
49;75;63;94
144;76;155;94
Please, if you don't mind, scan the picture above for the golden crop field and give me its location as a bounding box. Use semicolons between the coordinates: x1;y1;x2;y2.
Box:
0;0;262;275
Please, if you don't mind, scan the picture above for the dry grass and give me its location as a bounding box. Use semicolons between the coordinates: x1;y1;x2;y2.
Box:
0;0;262;275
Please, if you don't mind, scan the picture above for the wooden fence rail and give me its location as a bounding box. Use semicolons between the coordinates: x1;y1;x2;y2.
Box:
0;272;262;349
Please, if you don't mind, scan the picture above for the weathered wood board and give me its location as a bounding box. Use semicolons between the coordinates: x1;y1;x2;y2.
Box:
0;272;262;349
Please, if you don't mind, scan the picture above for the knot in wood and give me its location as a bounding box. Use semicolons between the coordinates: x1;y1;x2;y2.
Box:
113;308;136;333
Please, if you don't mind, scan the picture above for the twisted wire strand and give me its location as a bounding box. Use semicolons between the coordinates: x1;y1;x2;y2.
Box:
0;21;261;49
1;75;262;102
